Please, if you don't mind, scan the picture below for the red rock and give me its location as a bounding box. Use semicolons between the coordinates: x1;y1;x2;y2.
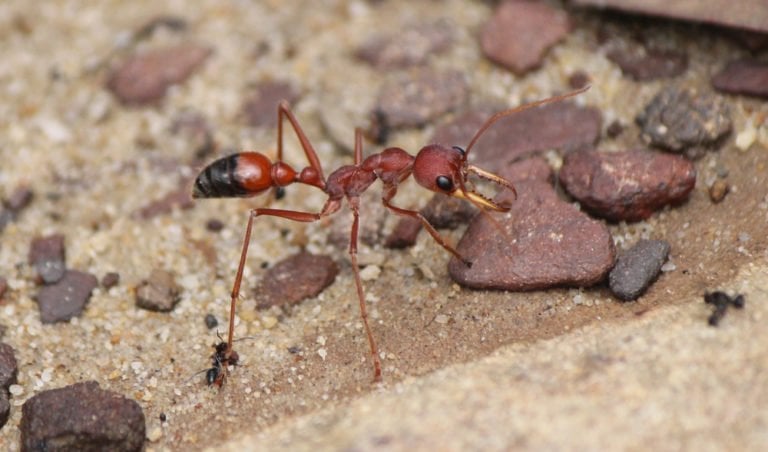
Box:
20;381;145;452
370;68;468;136
431;102;602;172
107;43;212;106
448;179;615;290
135;269;181;312
481;1;571;74
559;149;696;222
385;215;422;249
712;59;768;98
606;44;687;81
498;156;553;184
255;252;339;310
35;270;98;324
28;234;66;284
356;20;453;69
242;81;300;128
571;0;768;33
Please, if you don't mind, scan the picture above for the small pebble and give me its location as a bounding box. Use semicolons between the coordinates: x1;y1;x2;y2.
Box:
636;86;732;156
147;426;163;442
712;59;768;98
609;240;671;301
135;269;182;312
559;149;696;222
204;313;218;329
205;218;225;232
20;381;145;451
107;43;212;106
35;270;98;323
606;43;688;81
0;343;18;390
359;265;381;282
255;252;339;309
28;234;66;284
356;20;453;69
101;272;120;290
709;179;729;203
481;0;571;74
384;215;422;249
242;80;300;128
6;185;34;212
434;314;450;324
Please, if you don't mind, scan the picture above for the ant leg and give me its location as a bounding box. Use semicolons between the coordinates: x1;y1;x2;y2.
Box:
382;188;472;268
348;196;382;382
225;201;341;360
277;101;326;182
354;127;364;165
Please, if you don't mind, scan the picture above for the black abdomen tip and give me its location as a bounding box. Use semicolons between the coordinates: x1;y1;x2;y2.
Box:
192;154;250;198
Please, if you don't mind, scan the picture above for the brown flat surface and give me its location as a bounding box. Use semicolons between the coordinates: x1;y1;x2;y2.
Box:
0;1;766;450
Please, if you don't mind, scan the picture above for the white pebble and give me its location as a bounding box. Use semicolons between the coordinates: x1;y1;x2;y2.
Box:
147;426;163;442
9;384;23;396
317;348;327;361
359;265;381;281
434;314;450;324
661;262;677;272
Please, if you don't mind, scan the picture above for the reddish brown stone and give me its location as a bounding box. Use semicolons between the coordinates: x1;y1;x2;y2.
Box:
385;215;422;249
481;1;571;74
0;343;17;390
107;43;212;106
35;270;98;324
606;45;688;81
20;381;145;452
135;269;181;312
356;20;453;69
431;102;602;172
255;252;339;309
242;81;300;128
559;149;696;222
498;156;553;185
101;272;120;290
712;59;768;98
28;234;66;284
572;0;768;33
370;68;468;134
5;185;33;212
449;180;615;290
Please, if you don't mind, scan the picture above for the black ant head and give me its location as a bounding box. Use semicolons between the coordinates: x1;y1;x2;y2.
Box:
412;144;514;212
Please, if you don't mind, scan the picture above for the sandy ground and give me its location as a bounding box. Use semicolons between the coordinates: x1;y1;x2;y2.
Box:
0;0;766;451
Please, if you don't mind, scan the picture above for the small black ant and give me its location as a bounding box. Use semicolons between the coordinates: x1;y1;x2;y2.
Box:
704;291;745;326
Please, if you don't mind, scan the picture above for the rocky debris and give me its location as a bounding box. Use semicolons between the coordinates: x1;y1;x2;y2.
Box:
204;313;218;329
29;234;66;284
170;110;215;159
0;343;17;390
1;185;34;232
205;218;225;232
708;179;730;203
572;0;768;32
705;291;745;326
370;68;468;138
559;149;696;222
255;252;339;310
356;20;453;69
448;179;615;290
712;59;768;98
135;183;195;219
606;120;624;138
422;195;478;230
101;272;120;290
606;44;688;81
107;43;212;106
385;215;422;249
242;80;300;128
136;269;181;312
20;381;145;452
609;240;670;301
568;71;591;90
430;102;601;172
636;86;732;156
35;270;98;324
481;0;571;74
0;342;16;428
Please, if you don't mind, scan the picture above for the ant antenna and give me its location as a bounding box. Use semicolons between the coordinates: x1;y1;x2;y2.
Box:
463;85;591;157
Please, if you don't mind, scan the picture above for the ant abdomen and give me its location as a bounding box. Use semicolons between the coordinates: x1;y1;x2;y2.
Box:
193;152;295;199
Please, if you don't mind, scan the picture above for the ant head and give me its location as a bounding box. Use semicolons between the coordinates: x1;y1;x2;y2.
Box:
412;144;513;212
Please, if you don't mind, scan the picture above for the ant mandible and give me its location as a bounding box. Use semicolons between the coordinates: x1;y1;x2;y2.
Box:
193;85;589;385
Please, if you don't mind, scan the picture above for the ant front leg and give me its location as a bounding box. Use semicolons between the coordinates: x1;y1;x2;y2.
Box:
225;202;340;368
382;187;472;268
347;196;382;382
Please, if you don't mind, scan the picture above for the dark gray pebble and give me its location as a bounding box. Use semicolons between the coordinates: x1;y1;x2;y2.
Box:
609;240;671;301
28;234;66;285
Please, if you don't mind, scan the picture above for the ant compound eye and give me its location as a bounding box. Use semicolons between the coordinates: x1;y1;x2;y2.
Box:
452;146;466;156
436;176;454;192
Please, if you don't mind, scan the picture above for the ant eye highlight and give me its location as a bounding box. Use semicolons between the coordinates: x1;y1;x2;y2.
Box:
452;146;466;156
436;176;454;192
